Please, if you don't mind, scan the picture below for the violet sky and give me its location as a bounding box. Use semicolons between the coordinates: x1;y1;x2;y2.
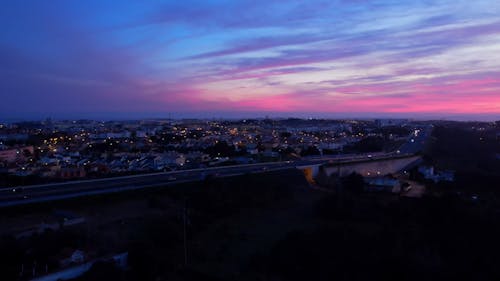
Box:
1;0;500;120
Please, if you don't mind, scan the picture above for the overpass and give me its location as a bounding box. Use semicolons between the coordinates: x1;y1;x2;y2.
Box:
297;124;432;183
297;154;422;183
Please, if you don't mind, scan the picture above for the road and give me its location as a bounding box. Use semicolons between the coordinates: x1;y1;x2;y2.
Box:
0;132;430;208
0;157;364;207
398;125;433;154
0;161;296;207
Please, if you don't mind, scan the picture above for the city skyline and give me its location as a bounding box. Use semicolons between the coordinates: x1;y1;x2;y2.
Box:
1;1;500;120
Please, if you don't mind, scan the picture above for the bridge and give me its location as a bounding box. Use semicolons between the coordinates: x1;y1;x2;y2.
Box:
296;124;431;183
297;154;422;183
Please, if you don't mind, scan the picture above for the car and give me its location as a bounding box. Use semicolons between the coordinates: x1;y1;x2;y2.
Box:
167;176;177;181
202;173;221;181
401;182;411;191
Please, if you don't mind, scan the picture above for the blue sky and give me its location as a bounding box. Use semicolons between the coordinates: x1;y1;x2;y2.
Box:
1;0;500;120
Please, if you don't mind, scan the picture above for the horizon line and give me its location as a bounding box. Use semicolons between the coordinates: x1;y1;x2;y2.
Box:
1;111;499;123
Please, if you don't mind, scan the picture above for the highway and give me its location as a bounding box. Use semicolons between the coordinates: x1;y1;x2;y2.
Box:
398;125;433;154
0;161;296;207
0;130;430;208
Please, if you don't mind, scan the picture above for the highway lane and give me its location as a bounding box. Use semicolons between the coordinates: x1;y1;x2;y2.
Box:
0;161;291;193
398;125;433;154
0;152;419;207
0;163;296;207
0;161;297;206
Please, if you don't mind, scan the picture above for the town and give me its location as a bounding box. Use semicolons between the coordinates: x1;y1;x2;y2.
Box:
1;118;420;186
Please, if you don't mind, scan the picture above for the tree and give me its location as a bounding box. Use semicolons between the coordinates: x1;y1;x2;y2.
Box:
300;146;320;156
341;172;364;194
205;141;235;157
350;136;384;152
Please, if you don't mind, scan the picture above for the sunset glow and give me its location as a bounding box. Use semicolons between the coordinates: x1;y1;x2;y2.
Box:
1;1;500;120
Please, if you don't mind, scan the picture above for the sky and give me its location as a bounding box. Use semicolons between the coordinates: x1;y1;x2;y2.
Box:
1;0;500;121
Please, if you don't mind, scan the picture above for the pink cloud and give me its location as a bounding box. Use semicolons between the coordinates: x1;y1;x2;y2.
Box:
167;75;500;116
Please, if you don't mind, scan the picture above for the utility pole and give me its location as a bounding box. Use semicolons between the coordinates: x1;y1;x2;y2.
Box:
32;260;37;277
183;198;189;267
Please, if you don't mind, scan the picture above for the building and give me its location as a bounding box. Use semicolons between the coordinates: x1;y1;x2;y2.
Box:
365;177;401;193
418;165;454;183
59;167;87;179
375;119;408;127
0;146;34;163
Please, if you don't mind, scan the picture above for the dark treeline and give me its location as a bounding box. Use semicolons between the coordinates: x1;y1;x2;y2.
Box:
425;124;500;193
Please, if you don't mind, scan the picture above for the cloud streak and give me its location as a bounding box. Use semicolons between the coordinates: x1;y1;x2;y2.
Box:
1;0;499;120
